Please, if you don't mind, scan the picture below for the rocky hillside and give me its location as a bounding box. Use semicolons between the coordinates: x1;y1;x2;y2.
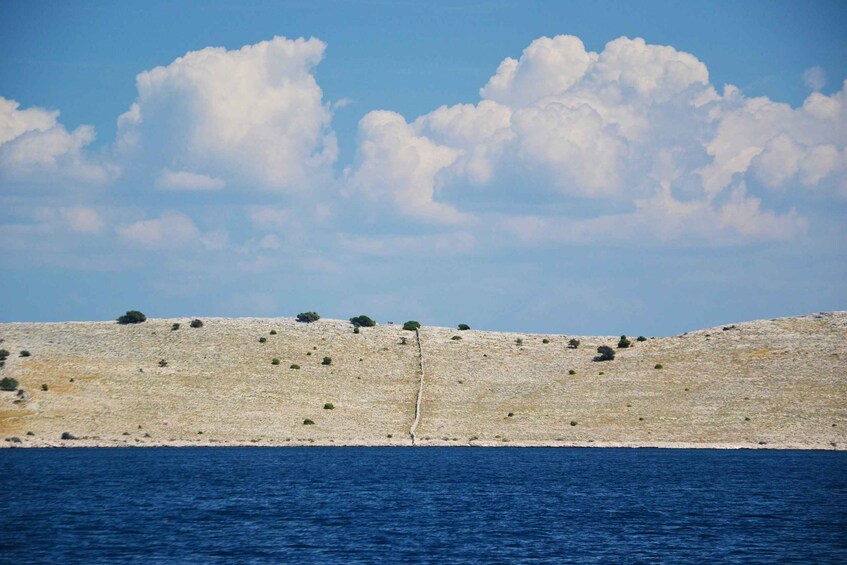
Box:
1;312;845;449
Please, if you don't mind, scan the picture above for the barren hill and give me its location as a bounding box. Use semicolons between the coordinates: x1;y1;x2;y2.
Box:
1;312;845;449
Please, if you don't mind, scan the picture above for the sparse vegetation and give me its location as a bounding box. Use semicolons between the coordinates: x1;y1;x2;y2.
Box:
349;315;376;328
353;327;360;334
41;384;48;391
171;323;180;331
303;419;315;425
61;432;77;440
272;358;280;365
451;336;462;341
568;338;580;349
507;412;514;417
190;319;204;328
117;310;146;324
458;324;470;331
637;336;647;342
0;377;19;391
568;370;576;375
400;337;408;345
290;364;300;370
297;312;320;323
655;364;663;369
618;335;631;349
19;350;31;357
324;403;334;410
594;345;615;361
259;337;267;343
403;320;421;331
321;356;332;365
515;338;523;346
270;330;277;335
542;338;550;344
158;359;168;367
0;349;8;360
570;421;578;426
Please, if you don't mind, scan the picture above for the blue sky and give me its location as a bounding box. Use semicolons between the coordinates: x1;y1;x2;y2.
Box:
1;0;845;335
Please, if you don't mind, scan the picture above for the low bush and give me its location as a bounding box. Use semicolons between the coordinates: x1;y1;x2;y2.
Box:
0;349;8;360
594;345;615;361
618;335;631;349
570;421;578;426
321;357;332;366
323;403;334;410
41;384;48;391
353;327;360;334
19;350;31;357
451;336;462;341
190;319;203;328
272;358;280;365
0;377;19;391
515;338;523;346
568;370;576;375
349;315;376;328
290;364;300;369
568;338;580;349
637;336;647;342
403;320;421;331
297;312;320;323
117;310;146;324
303;419;315;425
158;359;168;367
458;324;470;331
507;412;514;417
654;364;663;370
61;432;77;440
259;337;267;343
270;330;277;335
542;338;550;344
171;323;180;331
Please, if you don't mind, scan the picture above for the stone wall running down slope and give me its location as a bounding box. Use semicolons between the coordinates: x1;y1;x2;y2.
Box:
1;313;845;449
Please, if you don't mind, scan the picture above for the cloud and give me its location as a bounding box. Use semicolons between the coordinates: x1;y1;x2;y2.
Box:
0;97;117;184
156;169;225;190
116;211;227;250
345;35;845;242
803;66;826;91
59;207;105;234
117;36;337;191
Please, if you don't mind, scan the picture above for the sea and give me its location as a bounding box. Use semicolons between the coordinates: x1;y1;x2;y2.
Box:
1;447;845;563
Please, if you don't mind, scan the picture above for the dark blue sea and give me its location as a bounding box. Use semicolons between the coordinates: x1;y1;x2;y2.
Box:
1;448;846;563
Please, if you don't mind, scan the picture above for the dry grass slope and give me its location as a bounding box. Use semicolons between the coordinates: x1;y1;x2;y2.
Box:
1;312;845;449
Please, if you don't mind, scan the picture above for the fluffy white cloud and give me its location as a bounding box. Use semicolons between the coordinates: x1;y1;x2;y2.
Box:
156;169;225;190
0;97;117;184
116;211;227;250
118;36;337;191
346;35;846;241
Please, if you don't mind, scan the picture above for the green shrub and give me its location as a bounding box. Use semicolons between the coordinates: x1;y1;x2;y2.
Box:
637;336;647;342
61;432;77;440
303;419;315;425
542;338;550;344
19;350;30;357
568;338;580;349
458;324;470;331
190;319;203;328
594;345;615;361
290;364;300;369
41;384;48;391
654;364;663;369
515;338;523;346
323;403;334;410
259;337;267;343
451;336;462;341
117;310;146;324
0;349;9;360
297;312;320;323
507;412;514;417
0;377;19;391
568;370;576;375
353;327;360;334
349;315;376;328
270;329;277;335
321;357;332;366
171;323;180;331
272;358;280;365
618;335;631;349
570;421;578;426
403;320;421;331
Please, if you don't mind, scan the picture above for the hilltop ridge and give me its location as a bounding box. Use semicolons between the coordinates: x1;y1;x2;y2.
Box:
1;312;845;449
